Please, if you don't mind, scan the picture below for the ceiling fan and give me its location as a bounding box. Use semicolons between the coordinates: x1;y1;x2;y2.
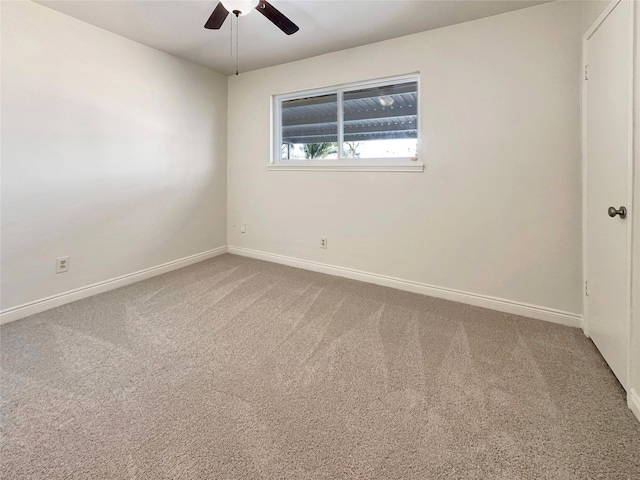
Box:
204;0;299;35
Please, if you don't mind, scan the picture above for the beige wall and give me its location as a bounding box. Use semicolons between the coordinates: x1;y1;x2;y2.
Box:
227;1;583;319
0;1;228;310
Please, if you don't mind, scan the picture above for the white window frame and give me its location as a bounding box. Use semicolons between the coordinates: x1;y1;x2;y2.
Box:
270;74;423;172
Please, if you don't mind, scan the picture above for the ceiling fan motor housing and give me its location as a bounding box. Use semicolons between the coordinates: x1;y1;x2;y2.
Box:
221;0;259;16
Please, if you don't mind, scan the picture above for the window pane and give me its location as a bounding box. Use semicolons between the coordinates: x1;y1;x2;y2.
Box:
342;81;417;158
281;93;338;160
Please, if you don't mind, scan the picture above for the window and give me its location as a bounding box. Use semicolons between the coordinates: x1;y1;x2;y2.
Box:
271;74;422;172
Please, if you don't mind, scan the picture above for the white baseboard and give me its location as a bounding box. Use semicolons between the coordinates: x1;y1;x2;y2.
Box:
629;389;640;423
228;246;583;329
0;246;228;325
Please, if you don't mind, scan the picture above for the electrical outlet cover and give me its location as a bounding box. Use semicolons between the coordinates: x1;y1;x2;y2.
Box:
56;256;70;274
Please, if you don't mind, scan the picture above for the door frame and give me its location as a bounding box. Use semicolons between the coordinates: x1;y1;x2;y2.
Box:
581;0;635;391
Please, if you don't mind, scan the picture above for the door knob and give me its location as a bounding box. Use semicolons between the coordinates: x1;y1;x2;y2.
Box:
608;206;627;219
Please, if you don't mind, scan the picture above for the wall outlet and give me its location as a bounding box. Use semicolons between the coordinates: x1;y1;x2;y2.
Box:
320;237;327;249
56;256;70;274
240;224;246;233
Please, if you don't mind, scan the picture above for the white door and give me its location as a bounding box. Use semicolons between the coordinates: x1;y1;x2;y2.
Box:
585;0;632;390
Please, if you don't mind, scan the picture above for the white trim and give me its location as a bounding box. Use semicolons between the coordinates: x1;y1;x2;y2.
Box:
267;162;424;172
626;0;637;400
337;88;345;158
273;73;420;102
0;246;228;325
581;20;591;338
628;389;640;423
631;0;640;421
227;246;582;328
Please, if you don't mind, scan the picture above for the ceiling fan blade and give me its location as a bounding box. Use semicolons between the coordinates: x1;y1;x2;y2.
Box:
204;2;229;29
256;0;299;35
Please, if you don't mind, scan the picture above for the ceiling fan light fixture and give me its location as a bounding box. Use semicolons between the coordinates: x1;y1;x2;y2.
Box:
221;0;259;16
205;0;299;35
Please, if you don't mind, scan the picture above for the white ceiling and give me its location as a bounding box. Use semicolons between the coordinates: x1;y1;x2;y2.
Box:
36;0;551;76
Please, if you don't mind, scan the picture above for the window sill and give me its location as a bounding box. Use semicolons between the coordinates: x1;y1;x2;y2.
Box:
268;162;424;172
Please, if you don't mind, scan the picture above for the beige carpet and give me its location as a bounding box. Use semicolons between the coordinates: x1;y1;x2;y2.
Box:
1;254;639;479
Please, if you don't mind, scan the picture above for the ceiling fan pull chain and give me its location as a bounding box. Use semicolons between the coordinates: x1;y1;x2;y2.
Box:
235;13;239;75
